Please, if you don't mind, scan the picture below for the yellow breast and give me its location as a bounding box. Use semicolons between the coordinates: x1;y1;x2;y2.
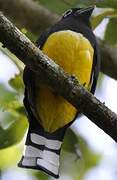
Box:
36;30;94;132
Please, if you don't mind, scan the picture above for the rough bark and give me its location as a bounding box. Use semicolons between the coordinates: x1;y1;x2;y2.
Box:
0;0;117;80
0;12;117;142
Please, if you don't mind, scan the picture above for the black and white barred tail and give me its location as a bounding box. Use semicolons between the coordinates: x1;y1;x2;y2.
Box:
18;120;66;178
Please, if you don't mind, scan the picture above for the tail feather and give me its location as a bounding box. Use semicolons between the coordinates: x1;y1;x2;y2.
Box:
20;83;66;178
18;122;66;178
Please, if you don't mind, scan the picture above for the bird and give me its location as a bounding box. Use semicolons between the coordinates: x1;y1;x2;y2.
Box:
18;6;100;178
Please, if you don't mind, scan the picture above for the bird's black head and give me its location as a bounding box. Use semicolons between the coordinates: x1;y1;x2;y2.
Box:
62;6;95;24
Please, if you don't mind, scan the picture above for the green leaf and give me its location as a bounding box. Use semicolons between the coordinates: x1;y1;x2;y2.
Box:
62;128;79;153
0;83;24;118
62;128;101;167
9;73;24;94
0;100;24;119
78;136;101;170
105;18;117;45
0;44;24;73
60;131;101;179
0;115;28;149
0;84;16;102
0;84;18;112
0;145;21;169
0;83;27;149
0;112;16;130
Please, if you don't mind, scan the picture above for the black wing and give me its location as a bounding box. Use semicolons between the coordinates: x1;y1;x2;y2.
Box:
90;40;100;94
23;29;50;123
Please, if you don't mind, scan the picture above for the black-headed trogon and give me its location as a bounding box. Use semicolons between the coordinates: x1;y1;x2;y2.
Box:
18;6;100;178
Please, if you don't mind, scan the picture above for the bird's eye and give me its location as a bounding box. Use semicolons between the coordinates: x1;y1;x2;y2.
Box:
63;9;72;18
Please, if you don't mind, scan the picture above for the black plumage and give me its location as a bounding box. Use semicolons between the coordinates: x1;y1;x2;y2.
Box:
18;6;100;178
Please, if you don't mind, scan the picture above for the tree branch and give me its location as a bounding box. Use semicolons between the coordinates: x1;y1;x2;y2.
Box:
0;12;117;142
99;40;117;80
0;0;117;80
0;0;59;35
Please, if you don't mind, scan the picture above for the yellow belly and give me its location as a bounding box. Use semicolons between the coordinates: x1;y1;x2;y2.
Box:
36;30;94;132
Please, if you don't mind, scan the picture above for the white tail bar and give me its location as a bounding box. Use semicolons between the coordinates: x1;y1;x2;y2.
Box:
31;133;62;150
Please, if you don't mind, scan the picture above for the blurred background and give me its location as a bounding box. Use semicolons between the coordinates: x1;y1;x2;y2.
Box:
0;0;117;179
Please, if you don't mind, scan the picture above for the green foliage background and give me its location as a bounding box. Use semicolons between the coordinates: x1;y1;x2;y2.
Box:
0;0;117;179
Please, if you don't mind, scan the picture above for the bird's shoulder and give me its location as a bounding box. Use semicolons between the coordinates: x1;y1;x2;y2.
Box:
36;16;96;50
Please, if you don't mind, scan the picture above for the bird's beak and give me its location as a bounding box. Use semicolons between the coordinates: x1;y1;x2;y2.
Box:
78;6;95;15
75;5;95;19
84;6;95;12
